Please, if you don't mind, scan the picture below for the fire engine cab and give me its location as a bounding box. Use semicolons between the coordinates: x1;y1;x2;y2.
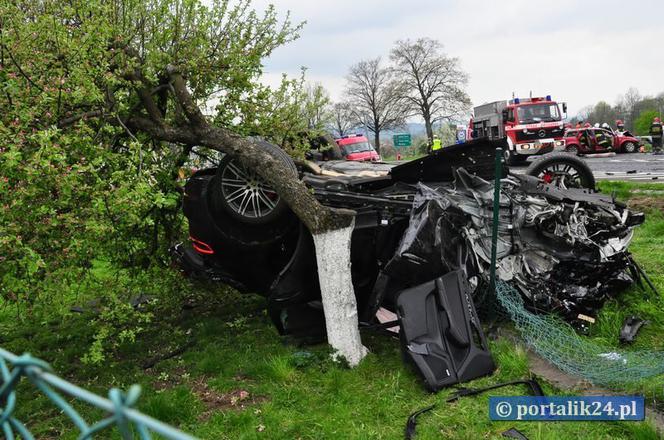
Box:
469;95;567;164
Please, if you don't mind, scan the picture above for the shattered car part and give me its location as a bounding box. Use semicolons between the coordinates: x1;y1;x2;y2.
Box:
502;428;530;440
404;378;544;439
396;271;495;392
619;316;649;344
389;169;644;329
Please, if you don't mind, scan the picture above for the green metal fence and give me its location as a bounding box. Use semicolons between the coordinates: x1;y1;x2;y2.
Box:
0;347;198;440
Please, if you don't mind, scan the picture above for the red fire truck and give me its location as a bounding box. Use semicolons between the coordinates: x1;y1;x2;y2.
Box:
469;95;567;164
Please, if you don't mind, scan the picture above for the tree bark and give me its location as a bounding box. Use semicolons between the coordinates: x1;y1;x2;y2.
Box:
374;131;381;153
312;219;367;367
137;121;353;234
423;108;433;142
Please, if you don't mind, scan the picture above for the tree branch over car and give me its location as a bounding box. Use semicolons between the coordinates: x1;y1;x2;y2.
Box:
1;0;367;366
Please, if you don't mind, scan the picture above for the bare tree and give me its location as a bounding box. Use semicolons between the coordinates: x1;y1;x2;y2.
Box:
345;57;406;152
577;105;593;123
330;101;356;137
302;83;332;131
390;38;471;142
617;87;642;129
585;101;619;126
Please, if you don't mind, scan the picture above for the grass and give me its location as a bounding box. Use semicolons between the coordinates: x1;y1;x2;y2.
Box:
381;152;427;162
2;181;664;439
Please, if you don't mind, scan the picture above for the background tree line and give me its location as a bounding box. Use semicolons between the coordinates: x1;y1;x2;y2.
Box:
299;38;472;153
576;87;664;134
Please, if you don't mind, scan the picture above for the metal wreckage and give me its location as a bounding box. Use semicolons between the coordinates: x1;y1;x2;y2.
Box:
173;138;646;392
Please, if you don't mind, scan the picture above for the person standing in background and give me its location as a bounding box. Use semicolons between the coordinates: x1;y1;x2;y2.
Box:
431;135;442;153
650;117;663;155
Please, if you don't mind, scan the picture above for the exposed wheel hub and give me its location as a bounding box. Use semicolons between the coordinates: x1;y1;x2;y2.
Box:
538;163;582;189
220;161;279;219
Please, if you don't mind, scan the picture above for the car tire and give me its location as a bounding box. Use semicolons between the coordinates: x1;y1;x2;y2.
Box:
565;144;579;155
526;152;595;189
213;140;297;225
622;142;636;154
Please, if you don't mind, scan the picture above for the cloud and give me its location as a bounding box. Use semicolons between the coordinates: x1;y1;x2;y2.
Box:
252;0;663;116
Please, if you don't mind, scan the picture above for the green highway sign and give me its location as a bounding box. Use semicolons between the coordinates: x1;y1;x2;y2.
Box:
393;133;411;147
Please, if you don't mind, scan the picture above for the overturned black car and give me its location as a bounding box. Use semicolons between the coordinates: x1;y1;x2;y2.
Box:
173;139;644;390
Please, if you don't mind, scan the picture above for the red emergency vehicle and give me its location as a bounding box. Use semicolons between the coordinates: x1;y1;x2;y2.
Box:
563;128;640;154
469;95;567;164
335;134;380;161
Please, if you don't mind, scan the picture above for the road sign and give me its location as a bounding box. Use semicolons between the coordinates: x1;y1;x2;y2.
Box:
393;133;411;147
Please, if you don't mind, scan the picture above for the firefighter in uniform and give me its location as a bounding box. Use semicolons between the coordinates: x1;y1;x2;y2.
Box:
616;120;625;133
594;128;612;151
431;135;442;153
651;117;663;155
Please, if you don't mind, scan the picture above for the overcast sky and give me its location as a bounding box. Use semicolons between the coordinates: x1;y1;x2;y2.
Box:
252;0;662;118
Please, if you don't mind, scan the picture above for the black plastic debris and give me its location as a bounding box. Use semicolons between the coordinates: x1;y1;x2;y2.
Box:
619;316;649;344
502;427;529;439
396;271;495;392
448;378;544;402
390;138;508;184
629;256;660;296
404;379;544;439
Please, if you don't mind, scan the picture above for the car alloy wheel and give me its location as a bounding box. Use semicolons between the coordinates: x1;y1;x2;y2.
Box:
622;142;636;153
220;160;280;220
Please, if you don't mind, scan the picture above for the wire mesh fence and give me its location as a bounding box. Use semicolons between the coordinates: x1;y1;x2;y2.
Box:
0;347;198;440
495;280;664;387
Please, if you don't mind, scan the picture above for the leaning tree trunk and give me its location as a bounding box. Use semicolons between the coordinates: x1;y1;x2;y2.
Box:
124;67;368;367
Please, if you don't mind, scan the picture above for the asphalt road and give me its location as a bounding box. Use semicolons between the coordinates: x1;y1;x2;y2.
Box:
511;152;664;182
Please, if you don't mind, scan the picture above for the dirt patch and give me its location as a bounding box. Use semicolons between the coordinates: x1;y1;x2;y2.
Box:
190;378;268;421
628;196;664;214
233;373;255;382
148;366;189;391
148;370;267;420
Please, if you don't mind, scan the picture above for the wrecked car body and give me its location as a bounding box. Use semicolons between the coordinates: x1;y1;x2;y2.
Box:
173;138;644;388
175;141;500;335
393;169;644;331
